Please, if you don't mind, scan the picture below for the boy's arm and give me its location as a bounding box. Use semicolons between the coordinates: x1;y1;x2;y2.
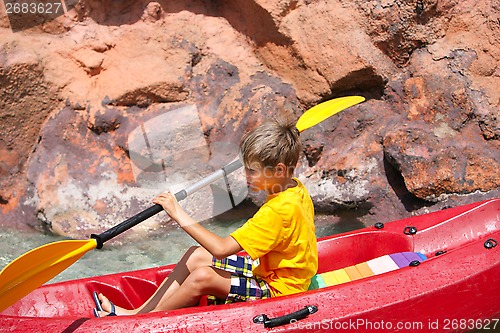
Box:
181;223;243;259
153;192;243;259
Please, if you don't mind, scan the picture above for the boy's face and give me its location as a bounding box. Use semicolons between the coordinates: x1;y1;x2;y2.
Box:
244;161;287;193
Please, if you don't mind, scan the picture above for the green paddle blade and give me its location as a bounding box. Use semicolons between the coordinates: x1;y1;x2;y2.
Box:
0;239;97;312
296;96;365;132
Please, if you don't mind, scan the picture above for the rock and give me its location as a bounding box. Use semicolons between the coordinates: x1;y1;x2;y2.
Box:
381;47;500;200
72;48;105;76
0;0;499;239
142;2;163;22
23;103;221;238
87;106;124;135
383;125;500;200
0;38;60;225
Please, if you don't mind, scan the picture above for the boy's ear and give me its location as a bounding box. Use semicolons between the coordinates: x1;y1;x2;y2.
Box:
275;163;287;176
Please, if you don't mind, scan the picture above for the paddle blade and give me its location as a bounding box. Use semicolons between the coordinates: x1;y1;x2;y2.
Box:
296;96;365;132
0;239;97;312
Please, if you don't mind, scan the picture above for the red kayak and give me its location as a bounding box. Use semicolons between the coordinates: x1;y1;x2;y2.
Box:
1;199;499;332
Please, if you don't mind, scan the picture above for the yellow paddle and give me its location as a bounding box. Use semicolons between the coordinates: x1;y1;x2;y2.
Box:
0;96;365;312
295;96;365;132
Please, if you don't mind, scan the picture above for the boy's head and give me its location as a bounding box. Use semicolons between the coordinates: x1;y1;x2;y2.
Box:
240;115;302;173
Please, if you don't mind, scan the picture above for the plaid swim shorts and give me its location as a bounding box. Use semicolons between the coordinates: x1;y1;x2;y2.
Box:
211;255;272;304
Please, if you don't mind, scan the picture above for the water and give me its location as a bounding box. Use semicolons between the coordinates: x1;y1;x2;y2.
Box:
0;213;348;283
0;219;239;283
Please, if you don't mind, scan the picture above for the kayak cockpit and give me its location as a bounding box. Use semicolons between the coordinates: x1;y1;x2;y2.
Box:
316;231;413;273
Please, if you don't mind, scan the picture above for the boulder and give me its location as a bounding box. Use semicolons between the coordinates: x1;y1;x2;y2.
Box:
0;0;498;239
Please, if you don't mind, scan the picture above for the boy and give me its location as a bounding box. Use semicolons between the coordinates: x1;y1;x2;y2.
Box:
94;116;318;316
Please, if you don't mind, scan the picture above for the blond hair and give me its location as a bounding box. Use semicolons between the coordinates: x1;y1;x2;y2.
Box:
240;115;302;169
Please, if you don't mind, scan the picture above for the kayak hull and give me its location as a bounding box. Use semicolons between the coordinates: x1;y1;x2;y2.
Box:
1;199;499;332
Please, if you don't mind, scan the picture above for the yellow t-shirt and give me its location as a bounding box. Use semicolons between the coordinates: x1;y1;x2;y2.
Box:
230;178;318;297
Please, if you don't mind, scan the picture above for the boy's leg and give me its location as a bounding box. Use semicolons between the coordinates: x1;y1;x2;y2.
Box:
212;256;272;304
136;246;213;313
150;266;231;311
96;246;212;316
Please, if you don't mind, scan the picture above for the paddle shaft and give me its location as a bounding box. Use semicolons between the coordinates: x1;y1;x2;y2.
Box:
91;159;243;249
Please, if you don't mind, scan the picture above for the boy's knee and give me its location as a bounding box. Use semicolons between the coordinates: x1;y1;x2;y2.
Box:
188;267;217;292
186;246;212;270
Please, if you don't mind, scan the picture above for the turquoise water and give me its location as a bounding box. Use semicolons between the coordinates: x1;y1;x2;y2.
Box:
0;213;347;283
0;220;238;283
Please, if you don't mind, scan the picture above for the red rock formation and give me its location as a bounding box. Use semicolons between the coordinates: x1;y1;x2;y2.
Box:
0;0;498;239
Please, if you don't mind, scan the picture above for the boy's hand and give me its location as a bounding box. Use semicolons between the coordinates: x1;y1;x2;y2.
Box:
153;192;185;224
153;193;242;258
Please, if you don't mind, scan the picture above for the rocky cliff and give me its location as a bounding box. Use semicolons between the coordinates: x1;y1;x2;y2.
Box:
0;0;499;240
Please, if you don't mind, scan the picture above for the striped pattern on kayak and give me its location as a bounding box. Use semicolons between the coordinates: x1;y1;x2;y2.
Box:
309;252;427;290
